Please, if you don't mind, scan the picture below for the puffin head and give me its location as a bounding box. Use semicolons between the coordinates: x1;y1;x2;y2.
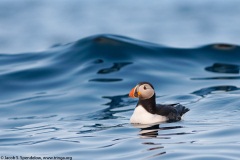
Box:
129;82;155;100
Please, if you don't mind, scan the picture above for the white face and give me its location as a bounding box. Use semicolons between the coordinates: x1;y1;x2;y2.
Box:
137;84;155;99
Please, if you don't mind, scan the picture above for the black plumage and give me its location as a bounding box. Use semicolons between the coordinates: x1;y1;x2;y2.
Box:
132;82;189;122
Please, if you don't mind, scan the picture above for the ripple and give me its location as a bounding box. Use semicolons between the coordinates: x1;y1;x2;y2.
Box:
205;63;239;74
192;85;240;96
191;76;240;80
8;115;57;120
97;62;132;74
88;78;123;82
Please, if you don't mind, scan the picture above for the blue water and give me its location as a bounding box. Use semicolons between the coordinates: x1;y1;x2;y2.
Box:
0;34;240;159
1;0;240;53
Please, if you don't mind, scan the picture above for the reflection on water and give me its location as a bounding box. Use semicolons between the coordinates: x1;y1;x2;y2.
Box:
191;76;240;80
9;115;57;120
134;124;161;138
205;63;239;74
136;124;184;138
88;78;123;82
90;61;132;82
61;94;130;121
98;62;132;74
213;44;237;50
93;59;104;64
131;123;193;158
192;85;239;96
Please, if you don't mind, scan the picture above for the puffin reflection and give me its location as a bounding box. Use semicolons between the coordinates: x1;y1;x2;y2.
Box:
132;123;183;138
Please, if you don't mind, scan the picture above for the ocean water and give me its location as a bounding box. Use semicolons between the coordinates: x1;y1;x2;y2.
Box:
1;0;240;53
0;34;240;159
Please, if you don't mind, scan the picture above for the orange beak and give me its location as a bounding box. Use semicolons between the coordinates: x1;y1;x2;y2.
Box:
129;87;137;98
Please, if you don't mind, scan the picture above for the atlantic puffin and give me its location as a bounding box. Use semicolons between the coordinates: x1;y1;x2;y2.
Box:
129;82;189;124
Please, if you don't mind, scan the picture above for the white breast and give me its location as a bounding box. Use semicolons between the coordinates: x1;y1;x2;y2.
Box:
130;105;168;124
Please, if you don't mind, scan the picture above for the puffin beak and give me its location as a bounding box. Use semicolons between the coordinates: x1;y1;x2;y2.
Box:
129;87;137;98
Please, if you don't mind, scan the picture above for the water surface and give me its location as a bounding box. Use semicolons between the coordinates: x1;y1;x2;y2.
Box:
0;34;240;159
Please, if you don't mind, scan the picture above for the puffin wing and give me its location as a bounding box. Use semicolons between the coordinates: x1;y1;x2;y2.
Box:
156;104;189;122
